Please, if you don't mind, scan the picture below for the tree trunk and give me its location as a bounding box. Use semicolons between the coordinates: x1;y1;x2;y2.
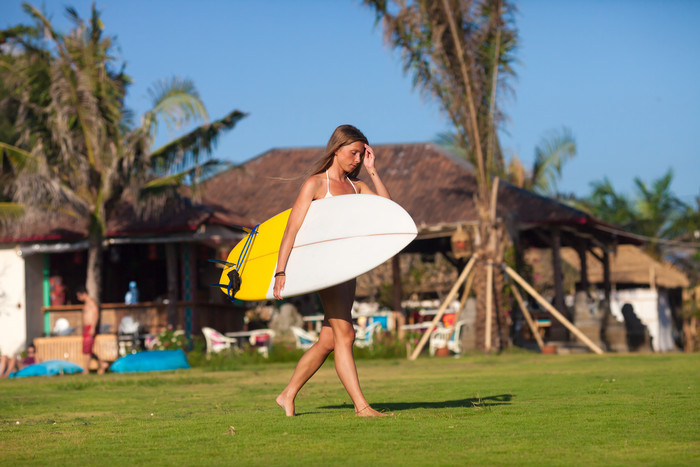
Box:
86;219;103;334
473;259;487;351
493;263;508;351
86;223;103;307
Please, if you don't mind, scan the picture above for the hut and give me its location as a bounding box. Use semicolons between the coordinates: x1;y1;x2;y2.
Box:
200;142;642;349
0;197;244;364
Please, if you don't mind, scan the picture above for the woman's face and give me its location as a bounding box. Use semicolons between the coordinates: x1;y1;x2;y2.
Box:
334;141;365;173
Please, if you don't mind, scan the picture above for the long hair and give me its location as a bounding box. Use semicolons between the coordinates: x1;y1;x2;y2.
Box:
309;125;368;179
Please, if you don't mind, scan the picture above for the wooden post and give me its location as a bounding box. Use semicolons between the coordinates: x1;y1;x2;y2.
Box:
551;227;566;314
576;240;589;293
165;243;178;328
392;255;402;311
603;248;612;305
504;265;604;355
485;261;493;352
510;283;545;350
409;255;478;360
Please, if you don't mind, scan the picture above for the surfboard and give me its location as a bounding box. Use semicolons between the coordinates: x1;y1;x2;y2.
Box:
217;194;417;301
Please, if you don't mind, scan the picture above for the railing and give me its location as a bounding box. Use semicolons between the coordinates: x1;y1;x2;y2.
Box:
34;335;118;370
42;301;246;336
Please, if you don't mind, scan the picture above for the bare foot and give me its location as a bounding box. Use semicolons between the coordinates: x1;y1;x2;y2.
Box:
97;362;109;375
276;392;295;417
355;405;393;417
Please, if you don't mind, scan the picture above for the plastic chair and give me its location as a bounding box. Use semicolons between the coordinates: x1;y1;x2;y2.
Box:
247;329;275;358
201;326;240;354
429;320;467;356
353;321;381;348
290;326;318;350
117;316;141;356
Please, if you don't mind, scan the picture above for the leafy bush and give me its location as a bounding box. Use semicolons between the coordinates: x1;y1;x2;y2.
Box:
150;328;187;351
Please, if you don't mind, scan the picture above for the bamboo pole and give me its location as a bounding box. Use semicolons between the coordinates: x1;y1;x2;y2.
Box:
459;270;474;311
510;282;545;350
444;266;477;343
409;255;478;360
485;261;493;352
504;265;604;355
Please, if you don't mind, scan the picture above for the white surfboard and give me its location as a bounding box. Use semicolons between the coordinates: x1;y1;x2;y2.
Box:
218;194;417;301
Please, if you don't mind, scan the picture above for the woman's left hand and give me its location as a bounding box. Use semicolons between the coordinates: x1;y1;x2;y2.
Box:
363;144;376;172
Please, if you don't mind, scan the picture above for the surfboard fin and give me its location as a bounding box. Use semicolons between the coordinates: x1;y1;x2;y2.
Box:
208;258;236;268
230;224;253;234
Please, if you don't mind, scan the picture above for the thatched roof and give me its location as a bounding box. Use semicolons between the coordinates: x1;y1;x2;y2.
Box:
0;198;227;244
200;143;640;248
1;142;641;251
526;245;689;291
560;245;689;289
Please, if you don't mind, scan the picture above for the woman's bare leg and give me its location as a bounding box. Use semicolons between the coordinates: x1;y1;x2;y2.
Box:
320;280;388;417
276;326;335;416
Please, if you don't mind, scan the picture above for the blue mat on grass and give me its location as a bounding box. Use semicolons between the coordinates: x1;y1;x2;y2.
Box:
10;360;84;378
110;349;190;373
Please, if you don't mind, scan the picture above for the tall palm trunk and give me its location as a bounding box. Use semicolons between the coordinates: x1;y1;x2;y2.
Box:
473;260;488;350
86;217;104;309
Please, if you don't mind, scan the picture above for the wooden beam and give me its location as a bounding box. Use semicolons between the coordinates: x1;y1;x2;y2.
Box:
510;282;545;350
409;255;478;360
504;265;604;354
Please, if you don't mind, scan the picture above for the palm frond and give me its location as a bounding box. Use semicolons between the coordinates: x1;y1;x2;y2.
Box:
149;109;247;174
144;77;209;136
531;127;576;196
0;141;39;172
0;202;26;220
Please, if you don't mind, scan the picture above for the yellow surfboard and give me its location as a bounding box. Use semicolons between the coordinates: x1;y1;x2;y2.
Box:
218;208;291;301
217;194;417;301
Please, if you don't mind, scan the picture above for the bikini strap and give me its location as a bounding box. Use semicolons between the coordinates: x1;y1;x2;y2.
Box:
325;170;332;197
347;177;358;194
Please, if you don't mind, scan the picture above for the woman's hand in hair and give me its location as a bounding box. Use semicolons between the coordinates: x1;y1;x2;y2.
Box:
363;144;376;174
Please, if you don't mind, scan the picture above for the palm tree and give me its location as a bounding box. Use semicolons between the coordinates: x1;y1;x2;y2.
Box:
439;126;576;197
583;170;687;258
0;4;246;308
366;0;517;351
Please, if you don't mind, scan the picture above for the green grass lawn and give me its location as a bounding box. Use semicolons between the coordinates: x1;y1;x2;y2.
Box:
1;352;698;466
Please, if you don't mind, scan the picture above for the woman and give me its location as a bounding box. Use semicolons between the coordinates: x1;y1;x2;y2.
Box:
274;125;391;417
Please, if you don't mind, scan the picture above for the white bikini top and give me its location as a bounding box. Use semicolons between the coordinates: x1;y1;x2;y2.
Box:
324;170;357;198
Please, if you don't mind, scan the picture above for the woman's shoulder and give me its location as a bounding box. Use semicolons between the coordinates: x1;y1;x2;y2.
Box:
299;173;326;197
304;172;326;187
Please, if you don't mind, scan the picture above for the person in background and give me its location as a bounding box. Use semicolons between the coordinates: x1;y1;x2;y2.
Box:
76;286;109;374
0;344;39;377
124;281;139;304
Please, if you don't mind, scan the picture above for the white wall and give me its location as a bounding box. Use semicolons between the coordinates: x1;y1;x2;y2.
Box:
0;246;27;356
610;288;676;352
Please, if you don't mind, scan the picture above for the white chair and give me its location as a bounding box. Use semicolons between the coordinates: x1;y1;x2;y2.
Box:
429;320;467;356
248;329;275;358
201;326;240;354
291;326;318;350
353;321;381;348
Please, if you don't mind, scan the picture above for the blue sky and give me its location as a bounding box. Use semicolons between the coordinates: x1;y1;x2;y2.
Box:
2;0;698;203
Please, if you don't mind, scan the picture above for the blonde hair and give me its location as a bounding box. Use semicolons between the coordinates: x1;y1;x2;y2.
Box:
309;124;368;179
